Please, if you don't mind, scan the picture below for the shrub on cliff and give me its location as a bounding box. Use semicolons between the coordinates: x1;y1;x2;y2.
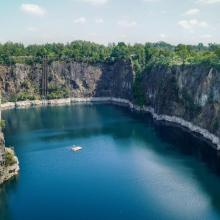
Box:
47;84;71;100
16;92;40;101
0;120;5;129
5;148;17;166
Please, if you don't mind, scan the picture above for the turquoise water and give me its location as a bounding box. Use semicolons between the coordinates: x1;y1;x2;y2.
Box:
1;104;220;220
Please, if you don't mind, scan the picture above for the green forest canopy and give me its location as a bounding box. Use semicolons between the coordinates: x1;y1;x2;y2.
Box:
0;41;220;71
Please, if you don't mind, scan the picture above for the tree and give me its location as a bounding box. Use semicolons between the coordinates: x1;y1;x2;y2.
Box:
214;48;220;58
110;42;130;61
175;44;191;64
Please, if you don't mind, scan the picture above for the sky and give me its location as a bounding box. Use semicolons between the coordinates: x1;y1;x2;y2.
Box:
0;0;219;45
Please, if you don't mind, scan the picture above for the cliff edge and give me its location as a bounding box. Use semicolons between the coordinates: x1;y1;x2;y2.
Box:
1;60;220;150
0;132;19;185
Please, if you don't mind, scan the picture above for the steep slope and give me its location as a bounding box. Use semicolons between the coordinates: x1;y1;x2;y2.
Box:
0;60;220;152
0;60;134;102
141;64;220;138
0;132;19;185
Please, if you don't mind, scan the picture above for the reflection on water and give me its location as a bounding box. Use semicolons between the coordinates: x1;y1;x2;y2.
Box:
154;121;220;212
0;187;9;220
1;104;220;220
0;178;18;220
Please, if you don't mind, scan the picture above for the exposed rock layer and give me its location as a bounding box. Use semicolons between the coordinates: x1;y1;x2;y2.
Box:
141;65;220;138
0;61;220;153
0;60;133;101
0;132;19;185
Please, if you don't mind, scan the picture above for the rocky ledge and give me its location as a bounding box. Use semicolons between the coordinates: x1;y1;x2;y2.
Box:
0;147;19;185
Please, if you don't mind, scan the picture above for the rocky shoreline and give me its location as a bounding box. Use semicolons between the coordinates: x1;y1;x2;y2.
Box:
0;147;19;185
1;97;220;151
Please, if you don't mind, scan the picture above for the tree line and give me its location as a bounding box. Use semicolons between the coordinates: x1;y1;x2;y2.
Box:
0;40;220;71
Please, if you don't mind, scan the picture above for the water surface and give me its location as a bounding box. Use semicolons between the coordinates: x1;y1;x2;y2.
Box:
1;104;220;220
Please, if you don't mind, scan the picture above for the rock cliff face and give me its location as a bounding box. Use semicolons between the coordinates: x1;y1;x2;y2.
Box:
0;60;134;101
0;60;220;149
0;135;4;178
141;64;220;138
0;132;19;185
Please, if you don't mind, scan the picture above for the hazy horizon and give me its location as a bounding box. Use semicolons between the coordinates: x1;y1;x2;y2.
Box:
0;39;218;47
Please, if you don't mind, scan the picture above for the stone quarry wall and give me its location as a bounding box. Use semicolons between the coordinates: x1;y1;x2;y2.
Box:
0;60;134;101
141;64;220;139
0;133;4;178
0;131;19;185
1;60;220;150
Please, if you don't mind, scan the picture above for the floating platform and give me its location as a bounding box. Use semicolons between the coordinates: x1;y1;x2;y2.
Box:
71;146;82;152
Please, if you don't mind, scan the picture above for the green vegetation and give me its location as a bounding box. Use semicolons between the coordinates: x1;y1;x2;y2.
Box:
16;92;40;101
0;120;5;129
5;148;17;166
8;80;41;102
0;41;219;69
47;84;71;100
0;41;111;65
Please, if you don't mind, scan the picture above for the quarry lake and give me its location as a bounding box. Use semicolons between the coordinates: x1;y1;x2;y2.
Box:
2;104;220;220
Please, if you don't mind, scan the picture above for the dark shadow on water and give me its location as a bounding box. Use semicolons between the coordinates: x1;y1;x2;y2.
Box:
155;122;220;212
0;178;19;220
126;109;220;213
0;186;10;220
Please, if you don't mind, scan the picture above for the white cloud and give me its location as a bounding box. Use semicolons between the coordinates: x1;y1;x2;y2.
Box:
161;10;167;14
27;27;38;32
95;18;104;24
178;19;208;29
80;0;108;5
160;33;166;38
20;4;46;16
198;0;220;4
117;19;137;28
184;8;200;16
143;0;159;2
74;17;87;24
200;34;212;38
89;32;97;36
120;34;128;39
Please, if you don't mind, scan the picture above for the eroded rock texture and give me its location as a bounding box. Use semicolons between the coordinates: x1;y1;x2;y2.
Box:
0;61;220;141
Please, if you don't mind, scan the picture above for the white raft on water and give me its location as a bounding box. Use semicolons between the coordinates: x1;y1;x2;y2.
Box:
71;146;82;152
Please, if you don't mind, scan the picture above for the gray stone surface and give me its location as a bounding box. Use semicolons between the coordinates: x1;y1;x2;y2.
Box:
1;61;220;152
